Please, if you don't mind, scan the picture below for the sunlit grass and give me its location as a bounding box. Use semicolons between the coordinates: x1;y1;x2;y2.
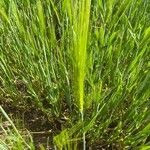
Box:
0;0;150;149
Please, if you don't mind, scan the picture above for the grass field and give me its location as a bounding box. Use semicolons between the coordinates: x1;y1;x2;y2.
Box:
0;0;150;149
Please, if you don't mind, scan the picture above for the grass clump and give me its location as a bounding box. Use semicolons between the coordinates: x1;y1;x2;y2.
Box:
0;0;150;149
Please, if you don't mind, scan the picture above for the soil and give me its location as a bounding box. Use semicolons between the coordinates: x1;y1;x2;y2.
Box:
0;102;125;150
0;102;55;149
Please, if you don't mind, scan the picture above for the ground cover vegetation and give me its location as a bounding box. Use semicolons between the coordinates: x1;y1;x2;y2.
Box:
0;0;150;149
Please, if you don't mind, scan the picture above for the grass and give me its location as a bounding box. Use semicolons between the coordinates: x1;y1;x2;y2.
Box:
0;0;150;149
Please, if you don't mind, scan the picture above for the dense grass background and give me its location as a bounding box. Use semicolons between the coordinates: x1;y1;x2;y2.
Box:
0;0;150;149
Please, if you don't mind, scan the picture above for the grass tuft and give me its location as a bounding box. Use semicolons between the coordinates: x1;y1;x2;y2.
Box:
0;0;150;149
